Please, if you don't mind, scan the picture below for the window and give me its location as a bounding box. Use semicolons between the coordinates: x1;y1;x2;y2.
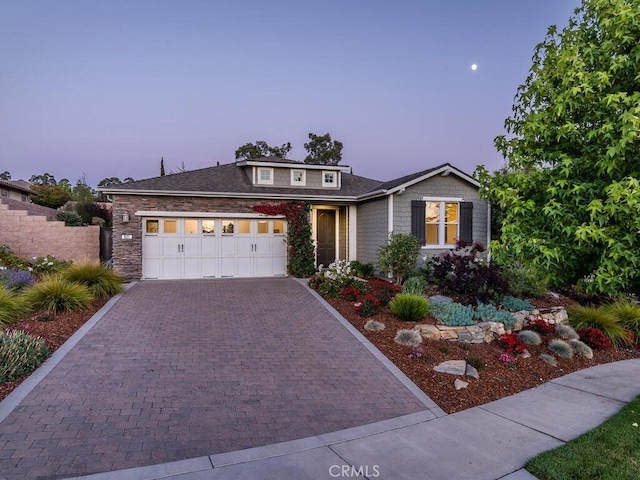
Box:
21;195;27;202
238;220;251;234
1;190;7;198
291;169;306;186
322;171;337;187
257;167;273;185
222;220;234;234
185;220;198;234
273;220;285;234
202;220;215;234
164;220;177;234
424;201;458;245
257;220;268;234
146;220;159;234
412;200;473;247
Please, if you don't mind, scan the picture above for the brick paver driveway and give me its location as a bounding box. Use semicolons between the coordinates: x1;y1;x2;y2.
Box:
0;278;428;479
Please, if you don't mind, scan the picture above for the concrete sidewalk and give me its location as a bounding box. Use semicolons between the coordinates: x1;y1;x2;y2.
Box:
70;358;640;480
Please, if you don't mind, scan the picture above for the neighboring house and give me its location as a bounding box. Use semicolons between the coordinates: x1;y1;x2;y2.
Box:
0;179;36;203
99;158;489;280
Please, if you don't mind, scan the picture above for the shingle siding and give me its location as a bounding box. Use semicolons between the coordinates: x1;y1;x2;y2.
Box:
356;198;388;266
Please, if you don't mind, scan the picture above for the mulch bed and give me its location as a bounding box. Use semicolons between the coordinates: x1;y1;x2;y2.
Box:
0;299;108;402
326;295;640;414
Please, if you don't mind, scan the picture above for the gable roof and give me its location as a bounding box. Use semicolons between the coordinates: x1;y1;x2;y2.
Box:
99;159;477;201
0;179;37;195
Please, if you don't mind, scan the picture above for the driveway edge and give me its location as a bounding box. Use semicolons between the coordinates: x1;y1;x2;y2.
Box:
0;282;136;423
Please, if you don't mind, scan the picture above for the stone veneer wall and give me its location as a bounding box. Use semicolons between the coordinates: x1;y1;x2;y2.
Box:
0;202;99;263
111;195;287;280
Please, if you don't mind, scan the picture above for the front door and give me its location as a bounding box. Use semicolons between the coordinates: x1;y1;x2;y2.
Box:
316;209;336;268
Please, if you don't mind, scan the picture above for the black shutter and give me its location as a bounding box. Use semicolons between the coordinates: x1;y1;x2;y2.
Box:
411;200;426;245
460;202;473;243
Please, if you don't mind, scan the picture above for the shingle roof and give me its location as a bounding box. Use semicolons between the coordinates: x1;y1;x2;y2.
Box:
0;179;37;195
101;159;476;199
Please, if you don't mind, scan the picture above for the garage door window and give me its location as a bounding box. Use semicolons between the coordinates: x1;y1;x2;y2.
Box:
238;220;251;234
185;220;198;234
202;220;215;234
164;220;177;234
257;220;269;234
273;220;285;234
146;220;159;234
222;220;234;234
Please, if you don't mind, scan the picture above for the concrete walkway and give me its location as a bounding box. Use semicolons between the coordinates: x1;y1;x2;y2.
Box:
0;278;638;479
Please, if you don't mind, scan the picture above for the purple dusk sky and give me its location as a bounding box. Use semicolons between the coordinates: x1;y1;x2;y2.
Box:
1;0;581;186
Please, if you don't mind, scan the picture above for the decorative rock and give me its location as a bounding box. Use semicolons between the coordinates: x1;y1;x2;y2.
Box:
457;332;473;343
512;311;528;331
454;379;469;390
414;324;441;340
440;329;458;341
521;349;531;359
434;360;467;375
429;295;453;304
466;325;482;334
471;332;485;343
465;364;480;379
555;308;568;323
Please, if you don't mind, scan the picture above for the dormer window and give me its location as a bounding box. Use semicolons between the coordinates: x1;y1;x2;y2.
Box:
291;169;306;186
257;167;274;185
322;171;337;187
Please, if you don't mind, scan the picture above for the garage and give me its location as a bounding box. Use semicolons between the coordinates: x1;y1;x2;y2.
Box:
141;216;287;279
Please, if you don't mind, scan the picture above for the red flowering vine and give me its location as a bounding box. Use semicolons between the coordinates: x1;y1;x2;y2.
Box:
253;202;316;277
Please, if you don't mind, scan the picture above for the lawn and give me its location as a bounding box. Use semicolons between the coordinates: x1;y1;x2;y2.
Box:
526;395;640;480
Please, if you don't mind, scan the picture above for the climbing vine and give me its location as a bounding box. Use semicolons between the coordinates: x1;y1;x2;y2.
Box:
253;202;316;277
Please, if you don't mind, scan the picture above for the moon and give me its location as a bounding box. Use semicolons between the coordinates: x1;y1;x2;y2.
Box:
471;64;478;71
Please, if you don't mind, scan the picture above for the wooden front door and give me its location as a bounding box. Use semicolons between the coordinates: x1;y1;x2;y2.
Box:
316;209;336;267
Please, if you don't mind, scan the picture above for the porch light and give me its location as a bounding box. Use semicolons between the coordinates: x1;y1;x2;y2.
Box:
122;211;130;223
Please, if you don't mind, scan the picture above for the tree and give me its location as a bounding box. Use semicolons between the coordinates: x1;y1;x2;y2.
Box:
72;174;96;203
235;140;292;160
31;185;71;209
29;173;57;186
0;171;10;180
476;0;640;295
303;133;343;165
160;157;165;176
98;177;123;188
377;233;421;285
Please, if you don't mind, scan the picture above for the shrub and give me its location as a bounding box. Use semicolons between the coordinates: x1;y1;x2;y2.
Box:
355;294;380;317
438;345;451;354
568;339;593;359
60;262;125;298
431;302;475;326
0;287;28;328
377;233;421;285
526;319;555;336
0;245;31;270
518;330;542;345
555;323;580;340
0;330;49;382
390;294;429;322
0;268;35;292
501;262;548;298
567;305;629;347
604;299;640;344
467;356;486;370
499;296;534;312
394;329;422;347
31;255;71;275
499;333;527;355
402;276;428;295
549;339;573;359
364;320;385;331
23;275;93;314
474;302;517;328
428;240;509;304
577;327;612;350
56;210;84;226
349;260;374;278
368;279;401;307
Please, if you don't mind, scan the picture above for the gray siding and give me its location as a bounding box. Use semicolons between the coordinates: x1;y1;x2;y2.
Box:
268;168;340;190
392;175;488;264
355;197;388;266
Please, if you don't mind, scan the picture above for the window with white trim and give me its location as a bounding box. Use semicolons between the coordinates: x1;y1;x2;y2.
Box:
291;169;306;186
425;201;459;246
257;167;274;185
322;171;337;187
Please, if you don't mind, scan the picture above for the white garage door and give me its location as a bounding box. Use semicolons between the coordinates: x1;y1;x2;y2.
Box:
142;217;287;280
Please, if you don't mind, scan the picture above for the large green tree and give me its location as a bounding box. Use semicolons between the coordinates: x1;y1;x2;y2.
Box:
476;0;640;295
303;133;343;165
0;171;10;180
235;141;292;160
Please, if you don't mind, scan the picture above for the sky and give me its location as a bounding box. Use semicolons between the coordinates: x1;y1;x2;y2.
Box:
0;0;582;187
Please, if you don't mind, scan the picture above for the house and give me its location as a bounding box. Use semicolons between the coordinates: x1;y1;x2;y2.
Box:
0;179;36;203
99;158;489;280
